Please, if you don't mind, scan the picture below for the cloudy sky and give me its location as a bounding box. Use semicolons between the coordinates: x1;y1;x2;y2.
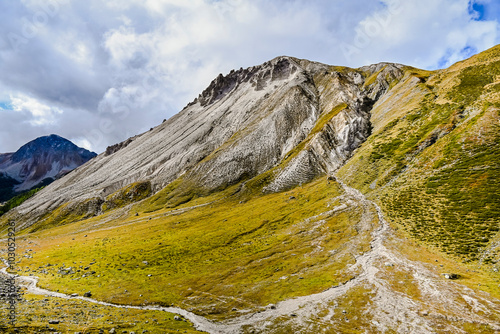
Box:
0;0;499;153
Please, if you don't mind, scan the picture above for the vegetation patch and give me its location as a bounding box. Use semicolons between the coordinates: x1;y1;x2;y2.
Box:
384;118;500;261
0;292;204;333
363;65;387;88
30;197;104;232
102;181;152;211
448;61;500;105
7;176;373;321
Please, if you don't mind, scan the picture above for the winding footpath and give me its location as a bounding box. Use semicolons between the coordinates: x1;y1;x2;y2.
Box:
1;260;221;333
2;179;500;333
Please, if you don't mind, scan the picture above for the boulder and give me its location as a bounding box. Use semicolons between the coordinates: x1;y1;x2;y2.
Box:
443;273;459;280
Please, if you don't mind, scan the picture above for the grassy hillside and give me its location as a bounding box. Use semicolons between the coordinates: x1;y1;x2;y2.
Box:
338;44;500;264
6;176;376;321
0;291;204;333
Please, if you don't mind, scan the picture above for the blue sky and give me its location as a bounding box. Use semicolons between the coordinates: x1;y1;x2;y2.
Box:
0;0;499;153
0;102;11;110
470;1;486;20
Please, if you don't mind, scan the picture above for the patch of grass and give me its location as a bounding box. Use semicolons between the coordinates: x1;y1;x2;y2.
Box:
310;103;348;135
134;176;227;213
102;181;151;211
448;61;500;105
0;292;204;333
383;106;500;261
363;66;387;88
8;176;373;321
383;265;422;301
30;197;104;232
403;66;433;82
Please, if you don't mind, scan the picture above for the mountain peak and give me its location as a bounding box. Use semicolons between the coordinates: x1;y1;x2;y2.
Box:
10;55;407;218
12;134;80;162
0;135;96;196
268;55;298;63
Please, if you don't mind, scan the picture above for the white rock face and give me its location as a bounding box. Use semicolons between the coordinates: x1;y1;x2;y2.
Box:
10;56;404;227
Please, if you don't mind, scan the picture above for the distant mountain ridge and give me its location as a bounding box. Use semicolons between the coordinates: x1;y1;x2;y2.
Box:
0;134;96;201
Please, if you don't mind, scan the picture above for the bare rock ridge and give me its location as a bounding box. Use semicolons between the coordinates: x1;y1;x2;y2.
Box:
195;57;301;107
10;57;405;228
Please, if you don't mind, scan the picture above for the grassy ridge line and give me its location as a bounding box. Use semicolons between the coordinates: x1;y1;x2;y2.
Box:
338;45;500;270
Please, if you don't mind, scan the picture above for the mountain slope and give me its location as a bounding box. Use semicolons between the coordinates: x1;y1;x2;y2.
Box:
338;44;500;264
0;134;96;202
7;57;405;229
1;46;500;333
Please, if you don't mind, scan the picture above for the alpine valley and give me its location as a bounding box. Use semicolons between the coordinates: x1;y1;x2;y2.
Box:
1;45;500;333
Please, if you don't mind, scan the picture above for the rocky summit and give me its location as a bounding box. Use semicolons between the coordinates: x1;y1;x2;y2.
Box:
0;134;96;202
0;45;500;333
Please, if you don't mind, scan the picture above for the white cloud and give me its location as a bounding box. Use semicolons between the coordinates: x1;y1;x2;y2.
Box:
54;32;93;67
10;93;63;126
343;0;499;68
71;137;93;151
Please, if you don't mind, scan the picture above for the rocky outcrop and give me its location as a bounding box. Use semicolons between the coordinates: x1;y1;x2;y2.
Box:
264;99;374;192
105;137;135;156
7;57;404;229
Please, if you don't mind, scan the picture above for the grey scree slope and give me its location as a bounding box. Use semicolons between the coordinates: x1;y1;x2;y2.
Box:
12;56;404;228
